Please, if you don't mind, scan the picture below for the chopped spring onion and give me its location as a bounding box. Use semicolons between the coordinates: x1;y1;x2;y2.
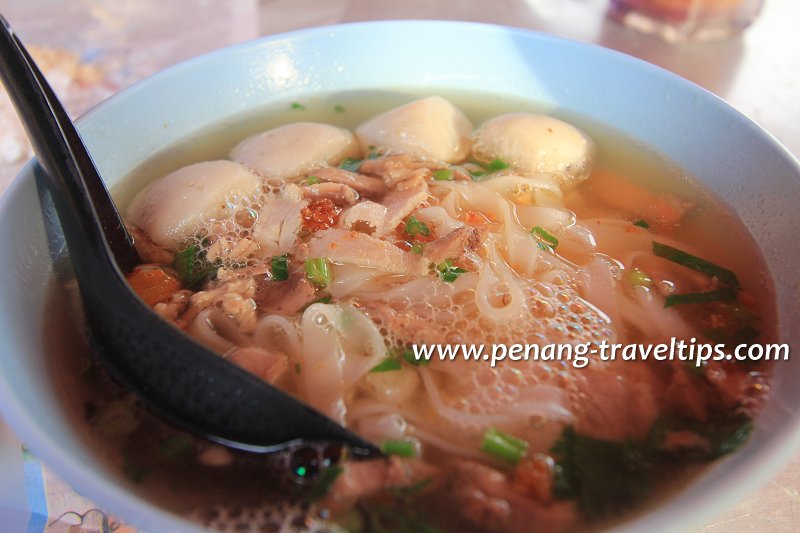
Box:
481;428;529;464
305;175;321;185
532;226;559;249
333;104;346;113
627;267;653;288
405;215;430;237
402;347;430;366
271;254;289;281
290;102;305;110
388;478;433;498
436;258;467;282
664;287;738;308
339;158;363;172
370;358;402;373
484;158;510;172
307;465;344;501
411;241;426;254
652;242;740;288
381;440;417;458
470;158;511;180
433;169;454;181
633;219;650;229
305;258;331;287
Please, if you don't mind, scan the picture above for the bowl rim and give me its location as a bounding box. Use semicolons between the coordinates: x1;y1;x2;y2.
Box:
0;18;799;533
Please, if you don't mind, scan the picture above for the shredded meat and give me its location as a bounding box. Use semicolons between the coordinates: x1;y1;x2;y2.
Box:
300;228;427;276
362;302;447;345
443;460;576;533
378;183;430;237
338;200;388;235
575;365;659;441
307;166;387;197
153;289;193;324
423;225;488;265
251;198;307;256
226;346;288;385
359;154;443;188
128;225;174;265
301;182;359;205
254;272;317;315
187;276;258;333
323;457;436;513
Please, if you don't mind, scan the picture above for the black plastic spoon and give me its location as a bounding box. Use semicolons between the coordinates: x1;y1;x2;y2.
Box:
0;14;381;459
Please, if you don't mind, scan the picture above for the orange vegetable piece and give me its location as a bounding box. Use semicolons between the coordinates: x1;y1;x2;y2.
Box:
126;265;181;307
513;454;555;502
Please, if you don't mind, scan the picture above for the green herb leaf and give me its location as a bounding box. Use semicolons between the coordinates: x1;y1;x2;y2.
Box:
381;440;417;458
271;254;289;281
652;242;740;288
291;102;306;110
173;245;219;287
402;347;430;366
295;363;302;374
551;426;651;519
333;104;346;113
664;287;738;308
304;175;321;185
411;241;426;254
433;169;454;181
484;158;510;172
633;219;650;229
307;465;344;502
305;258;331;287
436;259;467;282
158;434;194;458
531;226;559;249
405;215;430;237
480;428;528;464
370;358;403;373
367;145;380;159
339;158;363;172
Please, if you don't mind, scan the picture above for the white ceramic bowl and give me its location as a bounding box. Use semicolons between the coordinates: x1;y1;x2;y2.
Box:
0;21;798;533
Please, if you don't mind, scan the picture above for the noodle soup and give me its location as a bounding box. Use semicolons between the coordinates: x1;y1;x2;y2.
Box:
53;91;776;532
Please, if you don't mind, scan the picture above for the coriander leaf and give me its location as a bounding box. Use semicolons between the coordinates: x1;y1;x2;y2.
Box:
633;219;650;229
173;245;218;287
291;102;306;110
333;104;346;113
271;254;289;281
551;426;652;519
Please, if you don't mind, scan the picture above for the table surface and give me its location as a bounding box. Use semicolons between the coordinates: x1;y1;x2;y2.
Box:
0;1;798;532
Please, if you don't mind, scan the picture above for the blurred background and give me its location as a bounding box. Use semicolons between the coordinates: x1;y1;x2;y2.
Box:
0;0;797;531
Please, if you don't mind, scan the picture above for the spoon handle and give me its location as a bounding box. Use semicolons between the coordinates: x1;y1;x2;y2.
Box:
0;14;140;271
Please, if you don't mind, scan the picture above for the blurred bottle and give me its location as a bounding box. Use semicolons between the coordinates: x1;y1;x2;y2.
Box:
608;0;764;42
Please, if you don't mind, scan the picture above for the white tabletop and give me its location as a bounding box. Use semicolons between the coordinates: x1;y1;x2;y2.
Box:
0;0;798;531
